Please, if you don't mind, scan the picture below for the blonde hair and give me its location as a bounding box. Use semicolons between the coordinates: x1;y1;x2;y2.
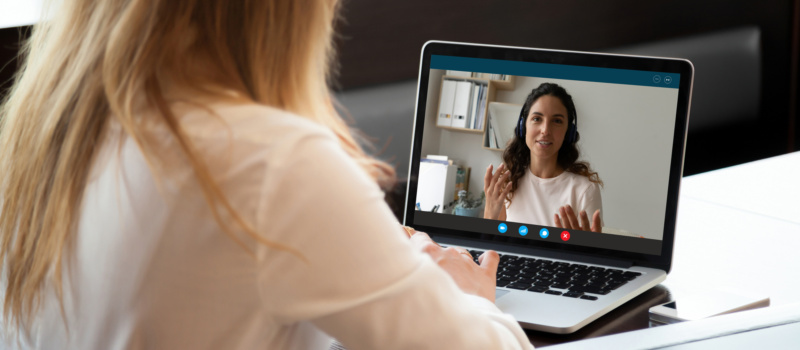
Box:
0;0;395;331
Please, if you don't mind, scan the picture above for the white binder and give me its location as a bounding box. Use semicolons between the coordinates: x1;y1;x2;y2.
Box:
451;81;473;128
437;79;457;127
470;83;481;129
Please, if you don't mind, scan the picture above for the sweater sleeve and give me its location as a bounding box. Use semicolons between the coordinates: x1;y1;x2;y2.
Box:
579;181;604;226
254;129;533;350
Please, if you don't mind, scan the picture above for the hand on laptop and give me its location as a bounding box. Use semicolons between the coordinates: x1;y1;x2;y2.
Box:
483;163;512;220
409;232;500;302
554;205;601;233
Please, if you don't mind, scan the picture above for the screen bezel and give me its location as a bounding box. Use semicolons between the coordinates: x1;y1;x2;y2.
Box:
403;41;693;272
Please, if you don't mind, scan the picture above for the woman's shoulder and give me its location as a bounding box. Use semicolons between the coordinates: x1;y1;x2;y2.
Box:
177;102;335;145
563;171;600;191
159;102;343;178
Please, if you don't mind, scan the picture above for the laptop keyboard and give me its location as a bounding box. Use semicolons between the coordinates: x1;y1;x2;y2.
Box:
466;249;642;301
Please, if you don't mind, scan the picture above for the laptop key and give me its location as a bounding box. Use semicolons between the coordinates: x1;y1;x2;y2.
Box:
583;283;606;290
607;281;627;290
607;274;627;282
516;277;535;284
533;280;553;287
499;273;516;280
499;254;514;261
622;272;642;280
527;285;549;293
569;285;611;295
496;280;512;287
551;276;571;283
544;290;563;296
563;291;583;298
506;282;531;290
580;295;598;301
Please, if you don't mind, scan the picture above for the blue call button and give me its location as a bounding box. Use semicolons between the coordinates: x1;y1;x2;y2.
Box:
498;223;508;233
539;228;550;239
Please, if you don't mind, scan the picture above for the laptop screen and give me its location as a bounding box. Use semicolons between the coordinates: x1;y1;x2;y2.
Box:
405;42;693;267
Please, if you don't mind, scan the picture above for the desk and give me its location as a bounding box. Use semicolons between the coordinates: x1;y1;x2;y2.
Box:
527;152;800;347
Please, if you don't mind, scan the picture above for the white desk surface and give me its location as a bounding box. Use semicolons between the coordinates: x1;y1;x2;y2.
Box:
0;0;42;30
680;151;800;224
664;151;800;307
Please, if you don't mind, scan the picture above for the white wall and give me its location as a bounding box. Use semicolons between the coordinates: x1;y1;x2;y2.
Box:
421;71;679;240
420;69;445;160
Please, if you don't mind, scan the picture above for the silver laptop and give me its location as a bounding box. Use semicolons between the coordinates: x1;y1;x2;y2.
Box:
404;41;693;334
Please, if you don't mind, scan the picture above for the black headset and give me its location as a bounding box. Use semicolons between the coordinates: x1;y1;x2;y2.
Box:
515;104;577;146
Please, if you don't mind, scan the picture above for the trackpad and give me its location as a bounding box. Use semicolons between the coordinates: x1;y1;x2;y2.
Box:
495;289;511;300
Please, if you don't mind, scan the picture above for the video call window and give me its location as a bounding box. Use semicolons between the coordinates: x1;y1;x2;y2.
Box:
415;68;679;242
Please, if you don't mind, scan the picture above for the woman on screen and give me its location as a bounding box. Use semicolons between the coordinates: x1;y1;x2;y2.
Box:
483;83;604;233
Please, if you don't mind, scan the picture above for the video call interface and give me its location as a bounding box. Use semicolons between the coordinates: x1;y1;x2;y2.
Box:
411;55;682;256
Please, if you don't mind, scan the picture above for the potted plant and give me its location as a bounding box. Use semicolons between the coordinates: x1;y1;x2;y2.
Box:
451;190;485;217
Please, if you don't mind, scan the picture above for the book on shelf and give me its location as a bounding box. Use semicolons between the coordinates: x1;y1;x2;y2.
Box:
451;80;473;128
446;70;472;78
439;78;489;131
469;83;481;129
476;84;487;130
437;79;457;127
487;115;497;149
491;119;500;148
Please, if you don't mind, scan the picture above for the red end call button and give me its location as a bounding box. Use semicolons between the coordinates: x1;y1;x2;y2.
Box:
561;231;571;241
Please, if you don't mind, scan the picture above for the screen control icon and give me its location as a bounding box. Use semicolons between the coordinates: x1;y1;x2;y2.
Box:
561;231;571;241
498;223;508;233
653;75;662;83
539;228;549;239
519;226;528;236
664;76;672;84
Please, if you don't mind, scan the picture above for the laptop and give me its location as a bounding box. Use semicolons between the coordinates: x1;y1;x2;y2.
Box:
403;41;693;334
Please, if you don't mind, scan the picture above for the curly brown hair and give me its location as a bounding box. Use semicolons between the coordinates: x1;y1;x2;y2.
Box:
502;83;602;204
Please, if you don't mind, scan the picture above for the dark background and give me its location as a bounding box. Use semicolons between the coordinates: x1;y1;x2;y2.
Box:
329;0;799;176
2;0;799;176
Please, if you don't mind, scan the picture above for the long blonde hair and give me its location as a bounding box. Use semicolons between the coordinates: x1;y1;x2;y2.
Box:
0;0;395;330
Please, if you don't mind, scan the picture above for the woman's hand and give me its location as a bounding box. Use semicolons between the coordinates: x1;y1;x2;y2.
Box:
409;232;500;302
483;163;512;220
554;205;602;233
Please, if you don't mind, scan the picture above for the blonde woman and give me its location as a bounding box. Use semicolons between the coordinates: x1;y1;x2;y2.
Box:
0;0;532;349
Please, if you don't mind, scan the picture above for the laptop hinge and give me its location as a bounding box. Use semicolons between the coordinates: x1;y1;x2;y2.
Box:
435;236;634;269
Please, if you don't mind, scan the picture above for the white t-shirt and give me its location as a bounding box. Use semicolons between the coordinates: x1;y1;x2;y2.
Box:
505;169;603;227
1;103;532;350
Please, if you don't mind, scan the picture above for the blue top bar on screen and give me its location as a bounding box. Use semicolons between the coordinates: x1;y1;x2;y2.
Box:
431;55;680;89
